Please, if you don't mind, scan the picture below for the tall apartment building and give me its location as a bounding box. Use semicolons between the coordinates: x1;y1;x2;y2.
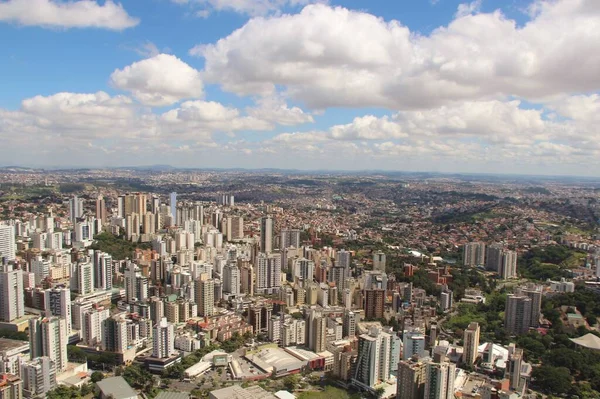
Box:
31;256;50;285
463;242;486;266
260;216;274;253
29;316;68;372
169;192;177;224
373;252;386;272
82;308;110;347
353;327;394;389
397;359;426;399
223;263;240;296
280;229;301;250
96;195;107;223
20;357;56;399
516;284;543;328
463;322;480;365
71;261;94;295
502;344;523;392
195;276;214;317
68;196;84;222
102;316;129;353
124;262;148;304
44;287;72;334
0;267;24;322
93;251;113;291
0;225;15;262
153;318;175;359
424;361;456;399
0;373;23;399
486;244;517;279
343;310;356;338
505;294;532;335
291;258;314;282
364;289;385;320
402;330;426;360
255;252;281;294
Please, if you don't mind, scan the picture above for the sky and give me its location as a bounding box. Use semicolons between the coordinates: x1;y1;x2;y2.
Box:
0;0;599;175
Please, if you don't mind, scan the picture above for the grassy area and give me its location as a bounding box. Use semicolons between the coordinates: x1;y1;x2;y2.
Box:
519;245;586;281
298;386;358;399
89;232;152;260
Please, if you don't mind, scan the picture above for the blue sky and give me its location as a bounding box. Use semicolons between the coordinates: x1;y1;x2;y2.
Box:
0;0;599;175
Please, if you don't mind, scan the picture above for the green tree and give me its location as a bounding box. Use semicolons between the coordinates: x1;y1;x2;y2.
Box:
90;371;104;383
532;366;572;395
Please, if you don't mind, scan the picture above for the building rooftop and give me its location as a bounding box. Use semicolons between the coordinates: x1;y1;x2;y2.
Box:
571;333;600;351
96;376;137;399
209;385;277;399
0;338;29;353
155;392;190;399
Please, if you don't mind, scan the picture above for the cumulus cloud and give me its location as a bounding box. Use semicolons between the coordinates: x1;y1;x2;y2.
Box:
246;97;314;126
0;92;311;156
0;0;139;30
194;1;600;109
110;54;204;107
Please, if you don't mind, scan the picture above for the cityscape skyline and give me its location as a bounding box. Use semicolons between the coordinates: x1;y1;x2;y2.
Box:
1;0;600;175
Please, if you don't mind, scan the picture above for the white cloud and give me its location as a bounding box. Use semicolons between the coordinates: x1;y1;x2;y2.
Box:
455;0;482;18
330;115;406;140
0;0;139;30
246;97;314;126
110;54;204;106
195;1;600;109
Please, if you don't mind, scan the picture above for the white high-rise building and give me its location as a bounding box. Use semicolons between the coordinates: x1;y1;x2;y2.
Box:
153;317;175;359
463;242;486;267
292;258;314;282
29;316;68;372
74;221;92;242
21;357;56;398
0;225;16;262
402;330;426;360
260;216;274;253
45;232;63;250
68;196;84;222
256;252;281;294
500;250;518;279
124;262;148;304
223;263;240;296
424;361;456;399
71;261;94;295
0;267;24;322
82;308;110;347
93;251;113;291
31;256;50;285
353;327;393;389
170;192;177;225
463;322;480;365
31;232;47;251
44;287;72;334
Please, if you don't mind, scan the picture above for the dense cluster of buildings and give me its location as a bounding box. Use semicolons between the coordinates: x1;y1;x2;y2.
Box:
0;183;587;399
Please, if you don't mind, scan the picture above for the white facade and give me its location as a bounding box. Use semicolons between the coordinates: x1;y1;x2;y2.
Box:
29;317;68;372
21;356;56;398
425;361;456;399
256;252;281;294
153;317;175;358
0;225;16;262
